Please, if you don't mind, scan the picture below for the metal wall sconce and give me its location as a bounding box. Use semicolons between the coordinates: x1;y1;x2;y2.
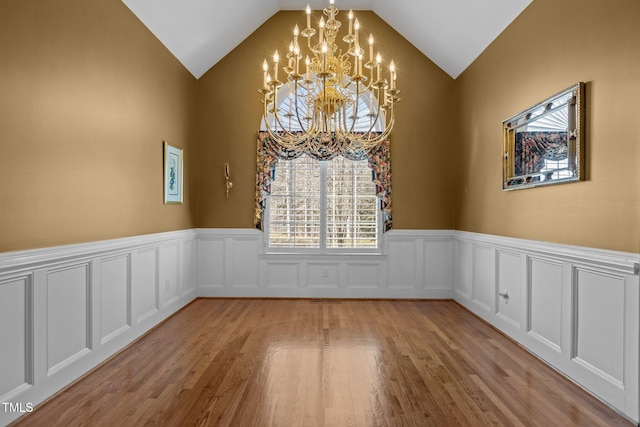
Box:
224;162;233;199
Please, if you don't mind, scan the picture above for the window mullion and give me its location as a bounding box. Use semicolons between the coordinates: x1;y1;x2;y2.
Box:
319;160;327;253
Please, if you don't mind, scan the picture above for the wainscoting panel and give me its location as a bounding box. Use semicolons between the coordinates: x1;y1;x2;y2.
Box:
307;262;339;288
99;255;130;345
0;230;197;426
0;275;32;402
387;239;417;289
346;262;381;289
197;229;454;299
232;237;260;288
197;237;225;288
566;266;630;410
454;231;639;422
423;239;453;291
495;250;521;330
180;239;197;297
46;263;91;375
454;239;473;300
132;248;159;324
266;262;300;288
159;243;179;308
472;245;495;314
528;256;563;354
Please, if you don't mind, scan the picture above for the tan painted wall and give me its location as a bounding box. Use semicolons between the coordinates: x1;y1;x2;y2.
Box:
0;0;197;252
6;1;635;254
194;11;455;230
455;0;640;252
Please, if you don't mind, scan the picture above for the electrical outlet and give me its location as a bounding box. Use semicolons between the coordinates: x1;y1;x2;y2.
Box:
322;267;329;278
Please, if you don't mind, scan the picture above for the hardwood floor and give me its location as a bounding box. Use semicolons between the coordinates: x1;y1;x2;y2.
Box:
12;299;632;426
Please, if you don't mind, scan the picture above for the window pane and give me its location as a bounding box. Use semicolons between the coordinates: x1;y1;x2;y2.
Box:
326;157;378;248
267;155;379;250
268;156;321;248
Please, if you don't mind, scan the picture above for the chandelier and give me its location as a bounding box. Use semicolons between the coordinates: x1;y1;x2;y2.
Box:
259;0;400;151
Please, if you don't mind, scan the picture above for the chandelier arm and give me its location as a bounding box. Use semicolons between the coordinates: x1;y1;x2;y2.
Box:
348;80;362;135
322;76;330;133
264;98;310;149
353;90;384;140
292;81;311;134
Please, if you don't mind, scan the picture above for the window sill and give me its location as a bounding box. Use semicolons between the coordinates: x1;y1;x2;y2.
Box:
260;251;387;260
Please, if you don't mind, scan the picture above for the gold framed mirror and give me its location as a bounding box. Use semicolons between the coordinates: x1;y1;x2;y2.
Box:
502;82;585;190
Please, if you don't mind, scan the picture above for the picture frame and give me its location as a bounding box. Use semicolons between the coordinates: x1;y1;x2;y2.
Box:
502;82;585;190
163;141;183;204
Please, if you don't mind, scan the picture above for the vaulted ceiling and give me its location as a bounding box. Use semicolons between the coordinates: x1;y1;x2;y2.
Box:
121;0;532;79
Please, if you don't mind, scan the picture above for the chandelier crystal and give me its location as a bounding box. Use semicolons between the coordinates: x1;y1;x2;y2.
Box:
259;0;400;151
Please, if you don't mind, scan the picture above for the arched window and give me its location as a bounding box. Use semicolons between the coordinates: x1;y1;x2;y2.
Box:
259;84;386;133
256;90;391;253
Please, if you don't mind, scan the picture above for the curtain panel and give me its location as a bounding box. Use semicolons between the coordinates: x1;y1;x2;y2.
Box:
255;131;393;233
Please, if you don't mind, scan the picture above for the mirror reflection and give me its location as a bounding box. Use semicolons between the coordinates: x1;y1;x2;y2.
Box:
503;83;584;190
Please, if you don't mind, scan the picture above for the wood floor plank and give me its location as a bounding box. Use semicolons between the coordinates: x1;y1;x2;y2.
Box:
11;299;633;427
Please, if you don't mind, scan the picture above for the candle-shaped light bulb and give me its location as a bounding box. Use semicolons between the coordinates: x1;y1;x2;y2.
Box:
354;19;360;49
389;60;396;89
305;55;310;80
358;53;363;75
262;59;268;86
368;34;374;61
375;52;381;81
273;50;279;80
348;10;354;35
319;17;325;44
306;4;311;29
288;42;294;68
321;42;328;71
293;25;299;48
288;41;294;62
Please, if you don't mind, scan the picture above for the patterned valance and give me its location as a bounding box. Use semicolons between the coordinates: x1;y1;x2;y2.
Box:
255;131;392;232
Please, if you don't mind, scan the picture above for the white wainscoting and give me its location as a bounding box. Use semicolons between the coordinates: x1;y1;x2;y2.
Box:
453;231;639;423
2;228;638;424
0;230;197;426
196;228;454;299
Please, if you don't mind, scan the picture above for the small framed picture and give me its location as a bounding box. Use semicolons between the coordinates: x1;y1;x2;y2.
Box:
163;141;183;204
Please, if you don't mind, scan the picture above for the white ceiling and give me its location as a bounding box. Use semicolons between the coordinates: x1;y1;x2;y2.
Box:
121;0;532;79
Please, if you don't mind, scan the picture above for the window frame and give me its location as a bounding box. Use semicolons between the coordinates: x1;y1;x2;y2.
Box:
264;156;383;255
